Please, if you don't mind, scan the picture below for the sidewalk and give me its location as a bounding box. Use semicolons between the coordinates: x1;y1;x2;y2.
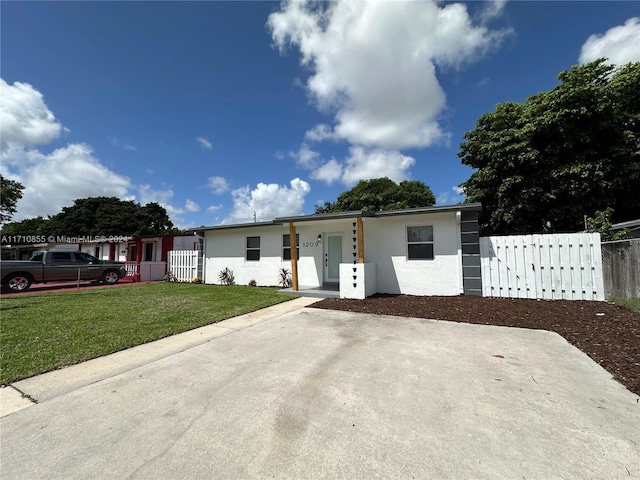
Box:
0;296;319;417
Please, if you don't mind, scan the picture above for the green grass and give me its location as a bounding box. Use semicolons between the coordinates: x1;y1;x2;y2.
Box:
0;283;295;384
611;296;640;312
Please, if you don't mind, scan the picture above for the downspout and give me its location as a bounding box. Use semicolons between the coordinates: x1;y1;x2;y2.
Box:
194;232;206;284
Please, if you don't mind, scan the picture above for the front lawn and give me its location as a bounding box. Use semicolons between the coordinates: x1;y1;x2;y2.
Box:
0;283;295;384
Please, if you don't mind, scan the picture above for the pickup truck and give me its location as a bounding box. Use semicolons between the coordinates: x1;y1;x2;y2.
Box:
0;251;128;292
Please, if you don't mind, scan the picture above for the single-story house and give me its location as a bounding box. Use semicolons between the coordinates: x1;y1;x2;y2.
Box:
0;235;201;282
193;203;482;299
78;234;202;282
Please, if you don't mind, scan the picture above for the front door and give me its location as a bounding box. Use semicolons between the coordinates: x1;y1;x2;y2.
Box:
324;234;342;284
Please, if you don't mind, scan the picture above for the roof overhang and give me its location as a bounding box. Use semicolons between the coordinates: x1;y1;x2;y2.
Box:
191;203;482;233
611;219;640;230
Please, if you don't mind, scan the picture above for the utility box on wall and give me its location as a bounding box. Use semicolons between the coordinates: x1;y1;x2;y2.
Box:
340;263;376;299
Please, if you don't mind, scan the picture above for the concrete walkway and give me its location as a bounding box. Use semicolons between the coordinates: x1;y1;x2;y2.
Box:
1;300;639;479
1;296;318;416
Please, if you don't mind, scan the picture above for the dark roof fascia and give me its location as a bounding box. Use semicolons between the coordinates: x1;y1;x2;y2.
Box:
189;221;277;233
611;219;640;230
372;203;482;218
273;210;375;224
191;203;482;233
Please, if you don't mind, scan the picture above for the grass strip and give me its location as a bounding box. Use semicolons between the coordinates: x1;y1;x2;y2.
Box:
611;297;640;312
0;283;295;384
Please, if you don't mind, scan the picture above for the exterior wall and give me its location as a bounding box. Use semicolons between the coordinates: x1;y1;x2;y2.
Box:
205;225;298;287
364;212;463;296
303;219;356;286
173;235;200;251
340;263;377;299
204;220;357;287
78;242;128;261
202;211;467;296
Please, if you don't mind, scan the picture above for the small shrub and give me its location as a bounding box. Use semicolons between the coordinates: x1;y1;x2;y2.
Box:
248;279;257;287
278;268;292;288
218;267;235;286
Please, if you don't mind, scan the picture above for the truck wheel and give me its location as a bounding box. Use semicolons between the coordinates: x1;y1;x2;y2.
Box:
4;274;32;292
101;270;121;285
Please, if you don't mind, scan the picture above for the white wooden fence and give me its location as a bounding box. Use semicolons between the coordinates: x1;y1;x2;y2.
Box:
167;250;199;282
480;233;605;301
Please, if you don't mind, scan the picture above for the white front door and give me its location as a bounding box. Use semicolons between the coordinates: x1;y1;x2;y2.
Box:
324;234;342;284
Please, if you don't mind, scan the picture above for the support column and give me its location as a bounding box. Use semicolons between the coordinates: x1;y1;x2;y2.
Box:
357;217;365;263
289;222;299;291
134;238;143;282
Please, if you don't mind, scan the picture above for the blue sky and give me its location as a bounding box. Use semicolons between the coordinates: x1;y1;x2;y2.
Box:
1;1;638;229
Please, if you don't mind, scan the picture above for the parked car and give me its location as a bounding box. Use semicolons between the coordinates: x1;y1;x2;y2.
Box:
0;251;127;292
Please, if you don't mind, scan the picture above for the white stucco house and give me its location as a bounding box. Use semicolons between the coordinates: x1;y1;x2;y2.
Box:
193;203;482;299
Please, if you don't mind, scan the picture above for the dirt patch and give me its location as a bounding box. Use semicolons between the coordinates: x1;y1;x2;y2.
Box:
310;295;640;397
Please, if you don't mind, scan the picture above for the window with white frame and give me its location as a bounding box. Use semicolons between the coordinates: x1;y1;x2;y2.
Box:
282;234;299;261
246;236;261;261
407;226;434;260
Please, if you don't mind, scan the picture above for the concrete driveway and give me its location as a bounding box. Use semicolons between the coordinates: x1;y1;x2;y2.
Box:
1;299;639;479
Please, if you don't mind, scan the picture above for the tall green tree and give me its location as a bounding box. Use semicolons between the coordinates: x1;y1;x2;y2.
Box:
0;175;24;223
1;197;177;237
459;59;640;235
315;177;436;213
139;202;176;235
0;216;54;238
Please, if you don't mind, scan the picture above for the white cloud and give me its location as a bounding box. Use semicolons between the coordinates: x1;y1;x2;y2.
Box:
436;185;466;205
478;0;507;24
341;147;415;185
207;205;222;213
4;144;131;220
0;79;64;152
138;184;177;207
111;137;137;152
197;137;212;149
304;124;335;143
309;147;415;186
207;176;229;195
268;0;509;151
138;184;190;228
225;178;311;224
579;18;640;66
185;199;200;212
289;143;320;169
310;158;342;184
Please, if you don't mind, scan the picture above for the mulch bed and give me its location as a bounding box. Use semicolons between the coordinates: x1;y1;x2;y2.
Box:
310;295;640;397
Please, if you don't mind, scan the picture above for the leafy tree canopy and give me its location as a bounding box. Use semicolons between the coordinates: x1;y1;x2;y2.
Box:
315;177;436;214
586;208;628;241
1;197;178;238
0;175;24;223
459;59;640;235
